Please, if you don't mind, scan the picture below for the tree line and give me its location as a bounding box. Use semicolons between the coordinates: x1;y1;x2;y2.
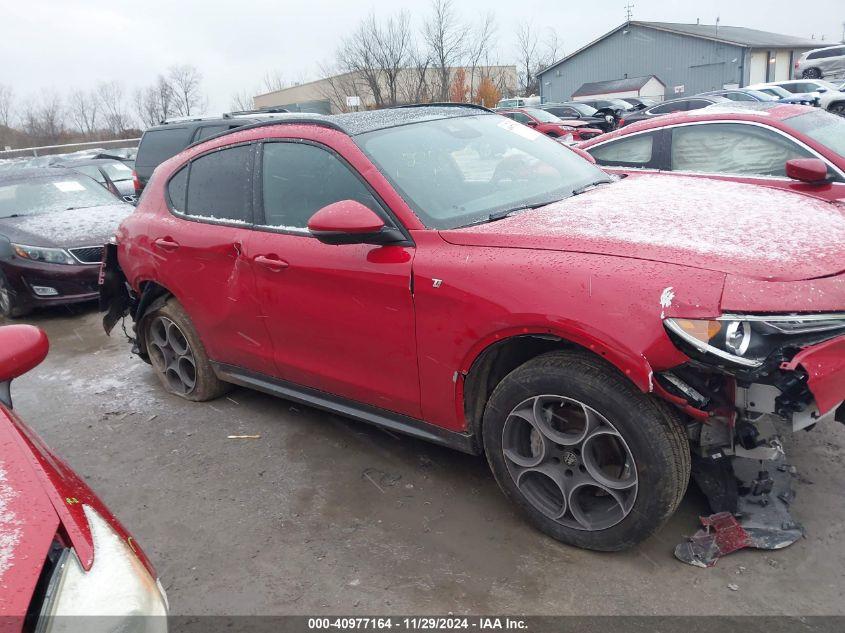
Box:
0;65;207;149
1;0;562;150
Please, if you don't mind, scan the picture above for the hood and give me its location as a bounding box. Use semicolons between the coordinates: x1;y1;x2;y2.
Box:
440;175;845;282
0;203;132;249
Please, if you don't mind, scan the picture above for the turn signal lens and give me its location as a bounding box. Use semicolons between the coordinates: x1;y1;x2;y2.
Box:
673;319;722;343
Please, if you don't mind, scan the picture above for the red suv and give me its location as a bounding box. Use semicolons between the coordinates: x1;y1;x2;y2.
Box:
101;105;845;552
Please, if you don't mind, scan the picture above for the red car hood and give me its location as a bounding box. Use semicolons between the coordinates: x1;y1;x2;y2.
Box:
440;175;845;282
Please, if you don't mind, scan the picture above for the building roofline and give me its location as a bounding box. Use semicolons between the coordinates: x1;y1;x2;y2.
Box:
539;21;818;77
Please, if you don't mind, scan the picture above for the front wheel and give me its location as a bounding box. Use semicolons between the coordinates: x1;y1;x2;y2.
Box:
143;298;229;401
482;350;690;551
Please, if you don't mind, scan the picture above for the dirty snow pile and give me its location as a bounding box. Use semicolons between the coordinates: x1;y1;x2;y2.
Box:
0;463;21;583
14;203;131;244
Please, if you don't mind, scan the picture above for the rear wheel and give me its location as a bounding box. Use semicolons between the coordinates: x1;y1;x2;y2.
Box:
0;274;30;319
829;101;845;117
802;68;822;79
144;298;228;401
482;350;690;551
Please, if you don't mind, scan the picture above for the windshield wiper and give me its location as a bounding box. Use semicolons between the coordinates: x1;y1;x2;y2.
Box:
571;179;615;196
487;199;562;222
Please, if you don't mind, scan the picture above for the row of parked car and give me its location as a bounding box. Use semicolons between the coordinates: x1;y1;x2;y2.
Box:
494;78;845;145
2;97;845;625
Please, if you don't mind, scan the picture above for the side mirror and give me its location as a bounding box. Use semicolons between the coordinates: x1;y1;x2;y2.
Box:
785;158;828;184
570;146;597;164
0;325;49;408
525;120;538;127
308;200;404;246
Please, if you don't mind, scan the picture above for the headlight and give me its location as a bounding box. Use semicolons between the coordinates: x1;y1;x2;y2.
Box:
38;505;168;632
12;243;76;265
664;314;845;369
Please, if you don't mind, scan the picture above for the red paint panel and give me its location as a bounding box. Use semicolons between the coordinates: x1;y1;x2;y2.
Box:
0;325;48;383
781;335;845;415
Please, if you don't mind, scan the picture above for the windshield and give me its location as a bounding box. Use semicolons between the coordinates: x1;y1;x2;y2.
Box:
523;108;562;123
100;161;134;182
787;109;845;157
356;114;606;229
0;175;118;218
746;90;778;101
605;99;635;110
760;86;791;98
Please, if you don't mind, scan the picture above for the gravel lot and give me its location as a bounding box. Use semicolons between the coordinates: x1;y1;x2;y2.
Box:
6;305;845;615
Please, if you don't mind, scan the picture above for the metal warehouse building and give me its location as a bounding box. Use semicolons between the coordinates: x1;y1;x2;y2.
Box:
539;21;820;103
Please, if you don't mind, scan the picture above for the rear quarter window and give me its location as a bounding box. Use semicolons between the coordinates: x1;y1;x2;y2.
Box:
136;127;194;176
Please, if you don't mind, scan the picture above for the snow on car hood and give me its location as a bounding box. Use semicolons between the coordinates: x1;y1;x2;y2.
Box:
440;175;845;282
1;203;132;248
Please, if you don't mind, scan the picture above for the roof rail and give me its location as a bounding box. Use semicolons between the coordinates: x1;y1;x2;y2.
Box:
183;115;343;151
160;114;229;124
225;106;290;117
395;102;494;113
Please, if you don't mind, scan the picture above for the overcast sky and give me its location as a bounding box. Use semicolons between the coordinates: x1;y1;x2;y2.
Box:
3;0;844;114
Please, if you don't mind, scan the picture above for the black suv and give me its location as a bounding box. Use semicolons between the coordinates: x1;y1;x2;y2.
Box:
134;108;290;195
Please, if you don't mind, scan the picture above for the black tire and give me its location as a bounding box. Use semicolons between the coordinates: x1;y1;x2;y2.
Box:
0;273;31;319
828;101;845;117
802;68;821;79
143;297;229;401
482;350;690;551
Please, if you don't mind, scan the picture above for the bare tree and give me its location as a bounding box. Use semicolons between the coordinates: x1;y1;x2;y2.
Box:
229;89;255;112
398;47;433;104
466;12;497;99
318;62;368;113
68;89;99;136
262;70;288;93
423;0;466;100
515;21;561;96
97;81;133;136
20;92;65;143
168;65;207;116
0;84;13;129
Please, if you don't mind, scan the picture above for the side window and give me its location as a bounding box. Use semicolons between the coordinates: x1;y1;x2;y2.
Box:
725;92;755;102
670;123;814;177
168;165;188;211
184;145;252;222
589;134;656;167
684;99;712;111
194;125;230;141
260;142;383;231
649;101;686;115
511;112;532;124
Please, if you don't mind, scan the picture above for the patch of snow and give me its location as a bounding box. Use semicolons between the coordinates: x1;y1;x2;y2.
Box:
464;175;845;280
13;203;131;245
660;286;675;319
0;463;21;583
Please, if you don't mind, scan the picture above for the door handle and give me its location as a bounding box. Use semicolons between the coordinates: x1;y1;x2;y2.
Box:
254;254;289;272
153;237;180;252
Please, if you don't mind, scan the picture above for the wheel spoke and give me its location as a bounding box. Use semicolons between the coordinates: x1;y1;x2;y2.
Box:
502;394;638;532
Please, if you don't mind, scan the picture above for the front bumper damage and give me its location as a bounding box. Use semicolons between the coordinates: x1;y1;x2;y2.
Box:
661;335;845;567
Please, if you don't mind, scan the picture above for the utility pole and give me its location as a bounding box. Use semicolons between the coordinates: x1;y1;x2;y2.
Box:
624;2;634;22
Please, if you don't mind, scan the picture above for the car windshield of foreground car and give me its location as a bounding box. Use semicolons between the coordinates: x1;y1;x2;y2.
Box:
0;175;117;218
356;114;606;229
786;108;845;157
523;108;562;123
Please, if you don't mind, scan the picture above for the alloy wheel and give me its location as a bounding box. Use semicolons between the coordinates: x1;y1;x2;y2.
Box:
501;395;638;531
148;316;197;395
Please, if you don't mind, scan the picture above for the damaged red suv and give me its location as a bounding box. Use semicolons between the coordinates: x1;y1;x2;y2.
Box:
101;105;845;553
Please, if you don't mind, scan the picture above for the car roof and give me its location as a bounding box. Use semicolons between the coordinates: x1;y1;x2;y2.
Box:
205;104;494;143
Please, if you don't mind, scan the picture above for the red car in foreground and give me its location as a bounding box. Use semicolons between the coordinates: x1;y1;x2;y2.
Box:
496;107;604;141
101;104;845;553
0;325;168;629
577;102;845;202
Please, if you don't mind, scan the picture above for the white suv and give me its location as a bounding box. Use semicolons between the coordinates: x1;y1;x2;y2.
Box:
758;79;845;117
795;45;845;80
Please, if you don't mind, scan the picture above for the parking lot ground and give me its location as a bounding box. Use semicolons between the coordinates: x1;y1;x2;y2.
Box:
7;305;845;615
